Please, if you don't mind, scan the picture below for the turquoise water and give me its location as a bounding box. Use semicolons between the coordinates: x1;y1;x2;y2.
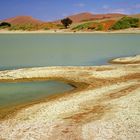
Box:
0;34;140;70
0;81;73;108
0;34;140;108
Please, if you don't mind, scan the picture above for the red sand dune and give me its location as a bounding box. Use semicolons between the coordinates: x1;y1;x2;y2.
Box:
54;12;126;23
101;20;117;31
3;16;44;25
0;12;133;26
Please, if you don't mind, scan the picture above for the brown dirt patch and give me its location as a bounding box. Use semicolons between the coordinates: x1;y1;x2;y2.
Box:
63;104;111;124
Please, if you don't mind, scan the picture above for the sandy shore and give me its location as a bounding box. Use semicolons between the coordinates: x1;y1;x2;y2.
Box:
111;55;140;64
0;28;140;34
0;55;140;140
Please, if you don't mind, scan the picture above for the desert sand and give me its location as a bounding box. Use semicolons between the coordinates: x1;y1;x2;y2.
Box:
0;55;140;140
0;28;140;34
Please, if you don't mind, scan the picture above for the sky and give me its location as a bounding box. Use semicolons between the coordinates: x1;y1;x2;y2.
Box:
0;0;140;21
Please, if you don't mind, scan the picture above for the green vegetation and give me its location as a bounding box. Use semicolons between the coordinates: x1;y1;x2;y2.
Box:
0;16;139;31
0;22;11;28
44;27;50;30
56;24;65;29
72;22;103;31
96;24;103;31
9;24;36;31
0;22;62;31
81;19;94;22
72;22;93;30
61;18;73;28
72;17;140;31
9;24;52;31
110;17;139;30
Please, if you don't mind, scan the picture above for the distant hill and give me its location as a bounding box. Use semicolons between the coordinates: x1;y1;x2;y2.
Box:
53;12;126;23
129;14;140;19
1;13;139;25
0;13;139;31
1;16;44;25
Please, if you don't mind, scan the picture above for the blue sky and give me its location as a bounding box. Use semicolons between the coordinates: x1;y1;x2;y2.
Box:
0;0;140;21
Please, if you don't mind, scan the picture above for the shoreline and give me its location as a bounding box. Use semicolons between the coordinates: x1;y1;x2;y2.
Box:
0;28;140;34
0;78;88;120
0;55;140;139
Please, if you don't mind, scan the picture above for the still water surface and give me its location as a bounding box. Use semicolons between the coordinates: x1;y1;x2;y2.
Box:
0;34;139;108
0;81;73;108
0;34;140;69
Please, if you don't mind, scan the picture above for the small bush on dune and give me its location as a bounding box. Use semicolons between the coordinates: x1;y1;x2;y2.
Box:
96;24;103;31
9;24;42;31
40;23;60;30
72;24;86;30
0;22;11;29
72;22;104;31
56;24;65;29
72;22;94;30
8;23;60;31
44;27;49;30
9;24;33;31
110;17;139;30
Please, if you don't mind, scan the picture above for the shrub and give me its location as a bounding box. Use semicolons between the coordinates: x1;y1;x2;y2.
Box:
72;24;87;30
44;27;49;30
72;22;93;30
110;17;139;30
72;22;105;31
9;24;36;31
56;24;65;29
96;24;103;31
0;22;11;28
8;23;60;31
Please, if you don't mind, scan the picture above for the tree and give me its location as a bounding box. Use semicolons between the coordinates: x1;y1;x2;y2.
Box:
0;22;11;27
61;18;72;28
